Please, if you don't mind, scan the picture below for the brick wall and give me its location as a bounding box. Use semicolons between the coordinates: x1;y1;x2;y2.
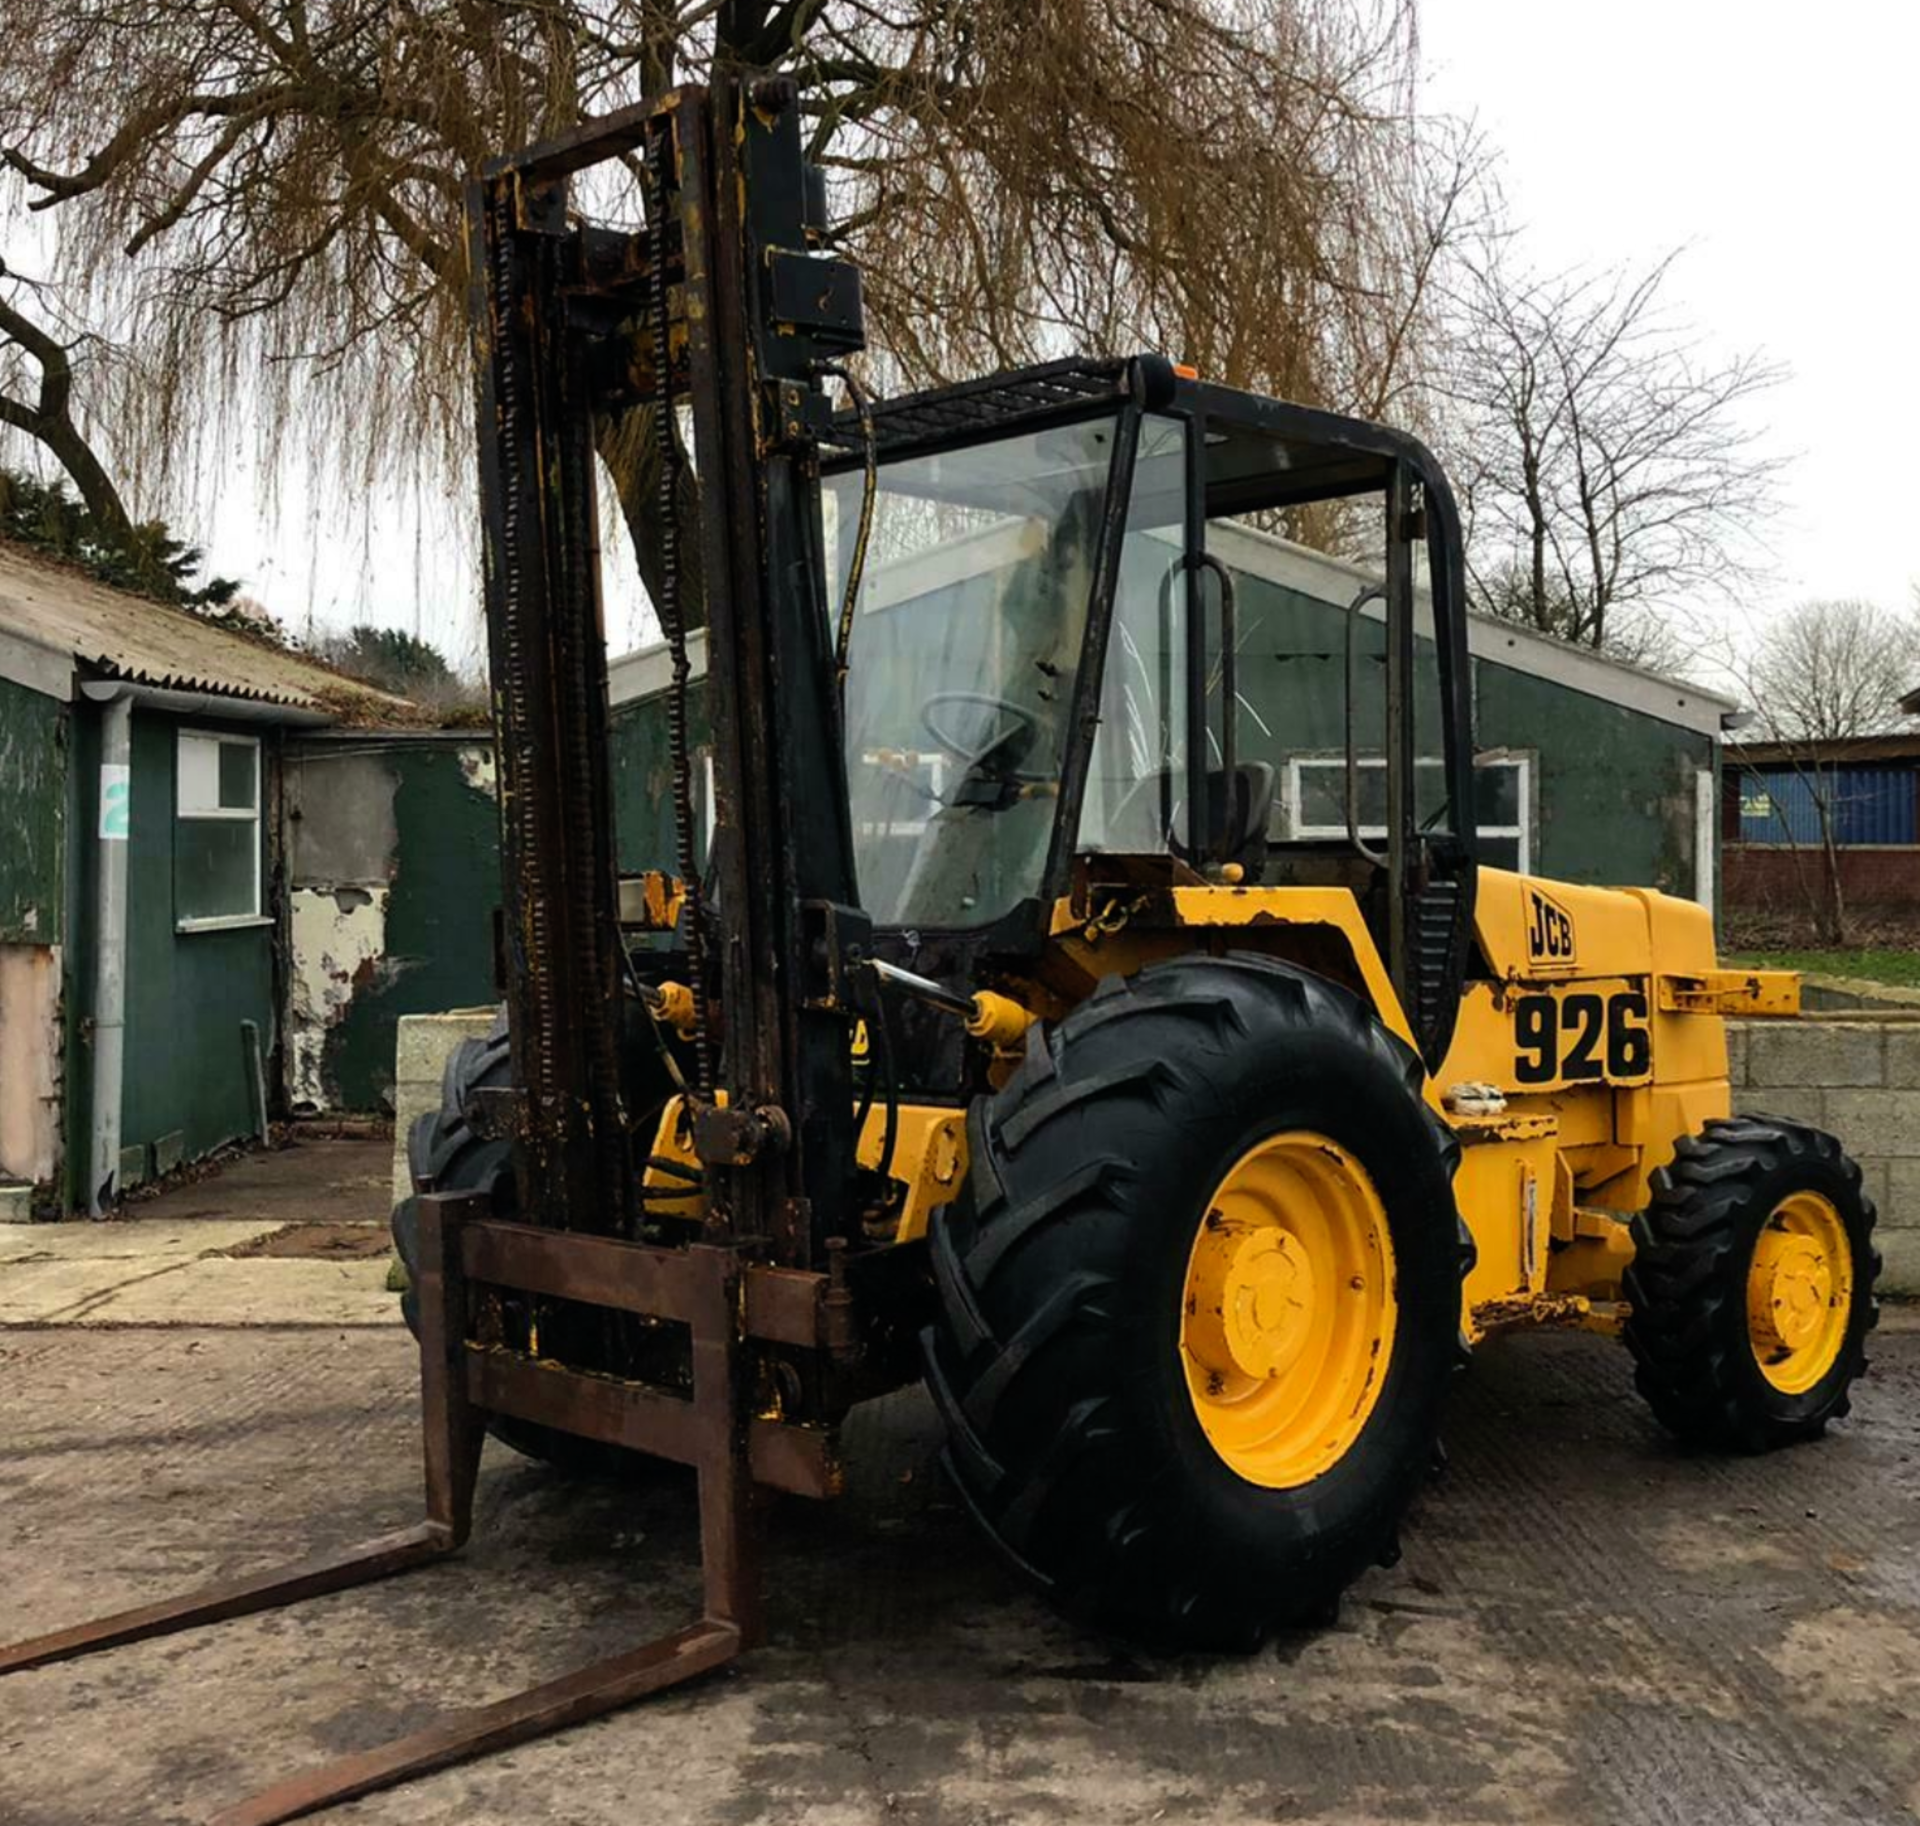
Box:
1727;1017;1920;1294
1723;845;1920;913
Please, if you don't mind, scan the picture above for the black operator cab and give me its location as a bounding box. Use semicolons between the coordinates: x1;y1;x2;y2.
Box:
823;353;1479;1065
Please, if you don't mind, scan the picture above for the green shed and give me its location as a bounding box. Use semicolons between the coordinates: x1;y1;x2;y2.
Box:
0;543;408;1217
261;525;1740;1122
601;520;1737;905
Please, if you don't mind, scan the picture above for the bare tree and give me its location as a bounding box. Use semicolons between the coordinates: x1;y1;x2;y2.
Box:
1735;596;1920;944
1750;597;1918;743
0;0;1479;630
1438;243;1784;668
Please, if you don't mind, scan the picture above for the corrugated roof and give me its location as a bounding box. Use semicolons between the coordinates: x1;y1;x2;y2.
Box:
0;539;415;720
1729;733;1920;766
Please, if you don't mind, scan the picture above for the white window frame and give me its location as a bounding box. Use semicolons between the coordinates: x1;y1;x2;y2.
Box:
175;729;266;932
1285;753;1532;874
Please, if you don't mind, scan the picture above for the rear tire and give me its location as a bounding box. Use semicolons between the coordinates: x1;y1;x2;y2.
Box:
923;955;1468;1650
1624;1114;1879;1452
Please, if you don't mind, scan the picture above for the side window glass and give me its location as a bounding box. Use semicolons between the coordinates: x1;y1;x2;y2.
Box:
1081;417;1188;855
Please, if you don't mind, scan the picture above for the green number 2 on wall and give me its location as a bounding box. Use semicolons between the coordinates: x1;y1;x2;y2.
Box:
98;763;130;841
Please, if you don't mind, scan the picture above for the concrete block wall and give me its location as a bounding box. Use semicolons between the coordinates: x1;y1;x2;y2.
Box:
1728;1017;1920;1294
390;1008;500;1207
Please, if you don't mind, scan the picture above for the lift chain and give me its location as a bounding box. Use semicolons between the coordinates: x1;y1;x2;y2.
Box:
648;111;715;1099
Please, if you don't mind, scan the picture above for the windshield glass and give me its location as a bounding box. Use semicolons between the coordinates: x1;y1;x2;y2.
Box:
827;415;1121;927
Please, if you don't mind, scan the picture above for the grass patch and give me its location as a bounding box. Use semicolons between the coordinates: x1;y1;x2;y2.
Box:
1724;949;1920;988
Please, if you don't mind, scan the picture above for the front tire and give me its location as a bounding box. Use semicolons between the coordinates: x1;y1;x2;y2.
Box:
923;955;1468;1650
1624;1115;1879;1452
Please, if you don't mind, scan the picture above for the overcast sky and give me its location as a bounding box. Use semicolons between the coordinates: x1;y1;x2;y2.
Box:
1420;0;1919;653
191;1;1919;676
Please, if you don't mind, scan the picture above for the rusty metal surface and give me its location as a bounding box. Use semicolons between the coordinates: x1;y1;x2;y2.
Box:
676;77;864;1269
207;1624;742;1826
461;1217;708;1314
0;1523;456;1677
462;1344;835;1499
460;1217;834;1349
467;125;636;1244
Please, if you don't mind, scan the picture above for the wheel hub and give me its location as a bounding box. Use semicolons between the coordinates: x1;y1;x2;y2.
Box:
1179;1131;1396;1489
1745;1191;1852;1395
1748;1231;1832;1356
1186;1221;1319;1383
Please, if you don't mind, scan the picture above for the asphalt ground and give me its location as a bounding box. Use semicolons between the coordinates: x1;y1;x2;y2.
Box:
4;1304;1919;1826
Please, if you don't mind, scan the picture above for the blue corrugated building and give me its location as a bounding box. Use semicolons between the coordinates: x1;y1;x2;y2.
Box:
1724;734;1920;923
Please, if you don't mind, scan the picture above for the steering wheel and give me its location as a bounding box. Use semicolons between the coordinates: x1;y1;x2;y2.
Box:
919;690;1043;777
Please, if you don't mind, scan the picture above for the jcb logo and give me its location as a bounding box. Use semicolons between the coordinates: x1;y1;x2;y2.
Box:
1526;888;1577;970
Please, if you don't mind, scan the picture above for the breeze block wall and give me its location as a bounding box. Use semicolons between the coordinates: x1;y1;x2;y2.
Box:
1726;1017;1920;1295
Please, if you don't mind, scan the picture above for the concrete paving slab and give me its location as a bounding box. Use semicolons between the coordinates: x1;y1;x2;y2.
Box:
0;1219;398;1325
0;1221;284;1323
1;1326;1917;1825
76;1255;398;1327
0;1219;278;1265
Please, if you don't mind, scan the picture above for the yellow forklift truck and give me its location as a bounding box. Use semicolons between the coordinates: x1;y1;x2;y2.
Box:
2;75;1877;1821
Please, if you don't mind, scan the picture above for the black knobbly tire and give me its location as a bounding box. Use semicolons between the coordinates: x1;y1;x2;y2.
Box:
1624;1114;1879;1453
922;953;1468;1651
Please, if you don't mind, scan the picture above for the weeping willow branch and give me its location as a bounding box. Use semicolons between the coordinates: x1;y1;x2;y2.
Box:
0;0;1481;633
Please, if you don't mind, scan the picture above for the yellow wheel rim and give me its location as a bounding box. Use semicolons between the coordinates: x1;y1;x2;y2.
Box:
1747;1190;1852;1395
1179;1131;1397;1489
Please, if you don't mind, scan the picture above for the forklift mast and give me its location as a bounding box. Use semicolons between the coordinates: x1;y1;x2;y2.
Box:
0;84;889;1826
471;76;866;1268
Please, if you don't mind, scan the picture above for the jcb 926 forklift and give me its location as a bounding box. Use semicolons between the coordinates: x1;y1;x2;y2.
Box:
2;74;1878;1824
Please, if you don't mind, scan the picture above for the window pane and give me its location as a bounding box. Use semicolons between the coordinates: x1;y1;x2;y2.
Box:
177;818;257;921
1082;417;1189;855
1298;762;1385;832
1475;762;1521;828
218;741;257;810
831;414;1121;926
178;733;221;812
1414;759;1449;826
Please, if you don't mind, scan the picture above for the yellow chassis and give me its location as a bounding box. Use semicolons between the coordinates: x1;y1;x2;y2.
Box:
661;869;1798;1350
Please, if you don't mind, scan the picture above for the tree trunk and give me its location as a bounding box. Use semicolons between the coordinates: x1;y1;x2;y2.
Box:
34;412;138;545
1820;837;1849;947
1813;788;1849;947
0;277;142;551
595;405;707;637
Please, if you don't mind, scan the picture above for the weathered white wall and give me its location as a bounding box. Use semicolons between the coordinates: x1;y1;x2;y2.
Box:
0;942;61;1190
286;886;390;1113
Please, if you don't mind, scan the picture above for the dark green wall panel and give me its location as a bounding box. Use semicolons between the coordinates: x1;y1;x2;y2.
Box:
0;672;67;943
118;710;274;1163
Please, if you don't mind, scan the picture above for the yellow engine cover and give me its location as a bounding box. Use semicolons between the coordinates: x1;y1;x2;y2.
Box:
1442;870;1737;1329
